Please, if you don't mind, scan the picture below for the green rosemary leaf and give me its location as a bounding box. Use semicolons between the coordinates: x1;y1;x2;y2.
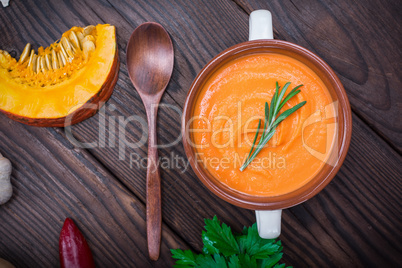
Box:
278;84;303;111
240;129;276;171
245;119;262;161
274;82;291;114
252;129;276;156
262;102;269;138
240;82;306;171
273;101;306;127
265;102;270;121
269;82;279;123
278;90;300;112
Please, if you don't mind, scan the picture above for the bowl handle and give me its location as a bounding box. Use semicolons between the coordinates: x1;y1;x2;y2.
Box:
256;210;282;239
249;10;273;40
249;9;282;239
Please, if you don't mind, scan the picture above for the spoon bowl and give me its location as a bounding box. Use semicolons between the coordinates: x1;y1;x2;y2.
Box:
127;23;174;97
126;22;174;261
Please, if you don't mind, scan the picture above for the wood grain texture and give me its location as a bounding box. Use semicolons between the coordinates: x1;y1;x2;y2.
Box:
0;0;401;267
234;0;402;152
65;99;402;267
0;115;185;267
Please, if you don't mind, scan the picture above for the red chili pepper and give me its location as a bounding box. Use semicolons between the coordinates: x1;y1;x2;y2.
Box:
59;218;96;268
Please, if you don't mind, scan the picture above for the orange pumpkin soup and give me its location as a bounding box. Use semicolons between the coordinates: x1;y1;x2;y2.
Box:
191;53;337;197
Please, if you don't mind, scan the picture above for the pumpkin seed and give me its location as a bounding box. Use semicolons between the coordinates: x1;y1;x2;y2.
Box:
76;32;85;48
52;50;59;69
36;56;42;73
61;37;75;59
41;56;48;72
59;43;69;61
69;31;81;50
66;47;75;58
61;37;71;51
45;54;53;70
82;40;95;60
27;50;35;67
58;51;66;67
31;55;37;72
83;25;95;36
19;43;31;63
83;35;96;43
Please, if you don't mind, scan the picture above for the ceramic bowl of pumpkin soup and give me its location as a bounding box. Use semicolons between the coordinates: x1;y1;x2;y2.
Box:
182;10;352;239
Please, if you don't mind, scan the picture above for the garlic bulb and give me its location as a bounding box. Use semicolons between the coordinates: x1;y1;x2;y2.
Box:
0;153;12;205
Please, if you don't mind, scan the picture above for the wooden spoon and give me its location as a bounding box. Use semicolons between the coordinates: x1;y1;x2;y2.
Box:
126;22;174;261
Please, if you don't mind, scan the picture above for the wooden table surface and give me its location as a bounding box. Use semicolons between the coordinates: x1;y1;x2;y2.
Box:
0;0;401;267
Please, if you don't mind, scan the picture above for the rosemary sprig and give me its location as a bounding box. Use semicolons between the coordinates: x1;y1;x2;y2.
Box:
240;82;306;171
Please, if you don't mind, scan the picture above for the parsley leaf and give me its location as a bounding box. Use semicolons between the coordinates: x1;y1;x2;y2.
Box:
202;216;239;256
238;253;258;268
170;249;197;267
228;255;241;268
196;254;228;268
202;230;220;255
237;223;282;259
171;216;290;268
260;253;283;268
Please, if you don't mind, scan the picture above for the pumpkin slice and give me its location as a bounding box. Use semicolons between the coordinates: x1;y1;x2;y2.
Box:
0;24;119;127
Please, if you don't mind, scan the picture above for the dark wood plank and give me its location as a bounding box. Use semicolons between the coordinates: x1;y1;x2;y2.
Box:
0;114;186;267
281;113;402;267
66;103;402;267
61;0;258;247
234;0;402;152
50;1;401;266
1;0;401;267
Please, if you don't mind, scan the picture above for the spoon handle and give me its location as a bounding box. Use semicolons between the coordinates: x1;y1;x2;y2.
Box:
146;102;162;261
